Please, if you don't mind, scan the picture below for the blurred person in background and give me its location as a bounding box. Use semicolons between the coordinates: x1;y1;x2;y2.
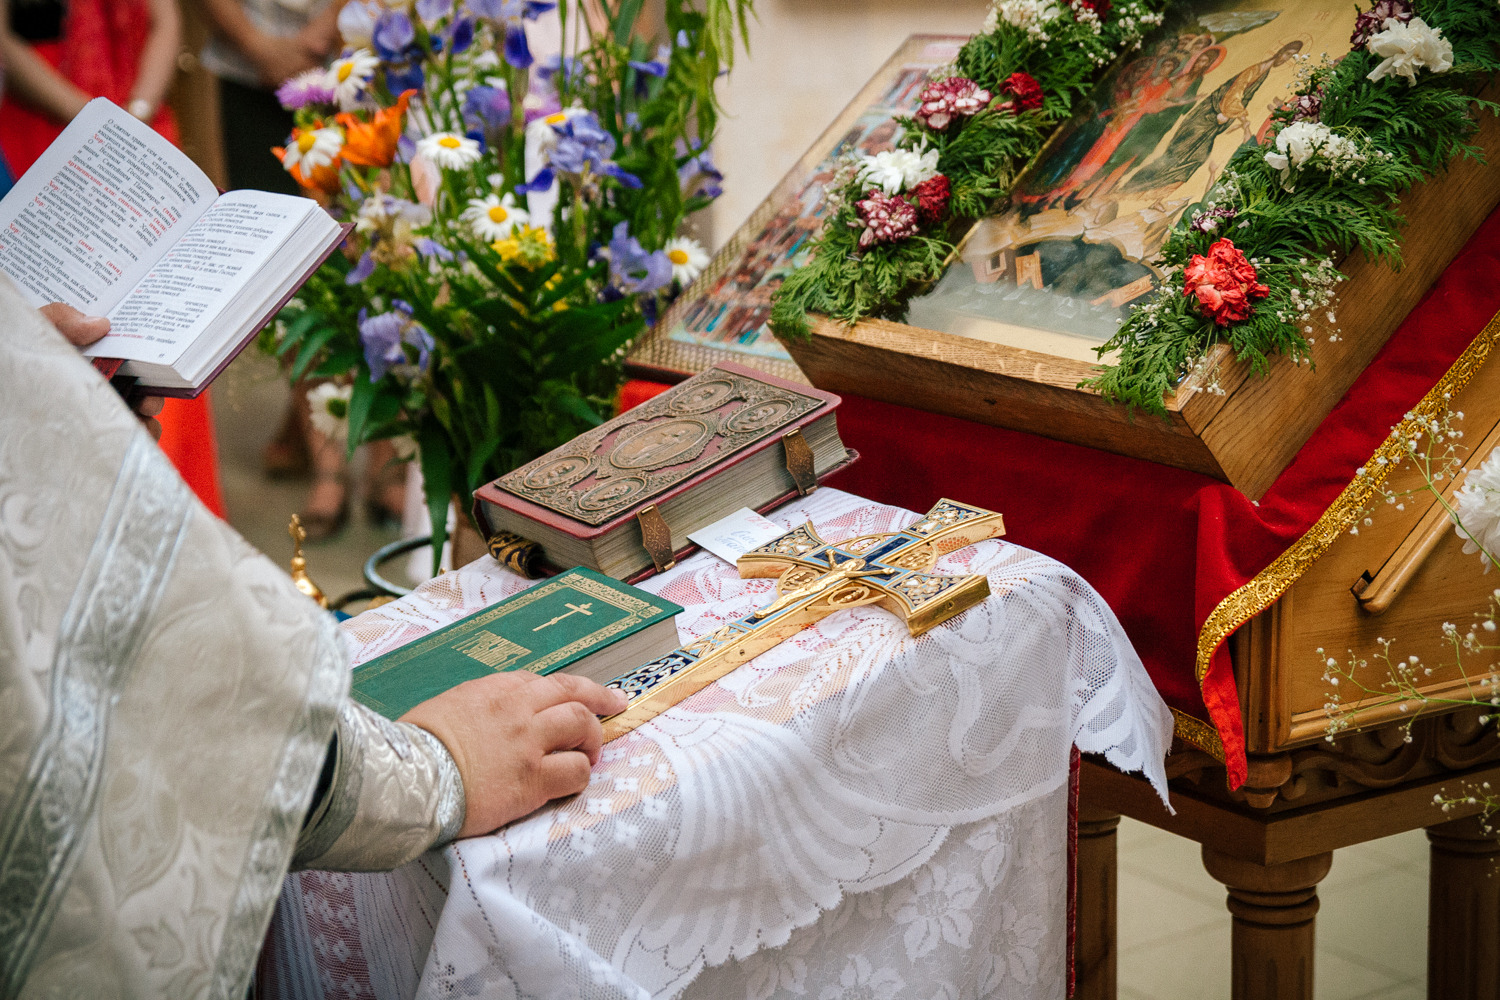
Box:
201;0;406;541
0;0;226;518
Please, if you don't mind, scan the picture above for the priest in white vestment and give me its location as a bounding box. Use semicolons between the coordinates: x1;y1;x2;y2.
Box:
0;274;624;999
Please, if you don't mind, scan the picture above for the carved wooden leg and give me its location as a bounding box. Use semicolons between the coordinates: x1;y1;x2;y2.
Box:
1200;849;1333;1000
1427;815;1500;999
1074;807;1121;1000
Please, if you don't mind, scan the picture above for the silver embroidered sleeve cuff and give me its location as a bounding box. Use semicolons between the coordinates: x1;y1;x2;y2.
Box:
291;700;465;871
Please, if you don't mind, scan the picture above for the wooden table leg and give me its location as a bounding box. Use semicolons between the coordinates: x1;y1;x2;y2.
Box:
1074;807;1121;1000
1427;814;1500;999
1200;848;1333;1000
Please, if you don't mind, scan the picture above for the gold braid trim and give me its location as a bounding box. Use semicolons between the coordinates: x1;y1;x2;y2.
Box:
1171;708;1226;761
1194;307;1500;686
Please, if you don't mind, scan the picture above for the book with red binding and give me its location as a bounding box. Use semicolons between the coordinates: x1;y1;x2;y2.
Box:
0;98;347;398
474;362;856;580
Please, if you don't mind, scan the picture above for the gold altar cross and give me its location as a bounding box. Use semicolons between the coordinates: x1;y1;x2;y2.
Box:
600;498;1006;741
533;602;594;631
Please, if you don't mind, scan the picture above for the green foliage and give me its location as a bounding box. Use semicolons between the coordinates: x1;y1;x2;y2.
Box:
770;0;1167;343
1086;0;1500;415
770;226;951;334
264;1;750;568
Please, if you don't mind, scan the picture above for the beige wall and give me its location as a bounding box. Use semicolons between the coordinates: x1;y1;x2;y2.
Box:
707;0;989;246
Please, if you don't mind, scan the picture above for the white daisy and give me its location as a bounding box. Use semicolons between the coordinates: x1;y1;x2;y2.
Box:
462;193;530;241
417;131;483;170
664;236;709;286
327;48;381;109
307;382;352;442
282;126;344;173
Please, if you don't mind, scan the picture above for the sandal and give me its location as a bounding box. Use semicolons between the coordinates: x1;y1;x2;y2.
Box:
261;401;311;479
298;473;350;543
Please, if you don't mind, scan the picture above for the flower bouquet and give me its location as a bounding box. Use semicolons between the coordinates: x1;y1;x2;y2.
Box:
264;0;747;564
1085;0;1500;413
769;0;1166;338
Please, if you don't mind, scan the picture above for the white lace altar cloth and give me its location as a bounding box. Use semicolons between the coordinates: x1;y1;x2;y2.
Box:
263;488;1172;1000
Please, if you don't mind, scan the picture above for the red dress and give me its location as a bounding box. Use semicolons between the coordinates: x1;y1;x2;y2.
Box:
0;0;226;518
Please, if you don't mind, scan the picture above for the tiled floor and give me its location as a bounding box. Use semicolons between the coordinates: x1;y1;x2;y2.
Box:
1115;818;1428;999
213;350;1434;999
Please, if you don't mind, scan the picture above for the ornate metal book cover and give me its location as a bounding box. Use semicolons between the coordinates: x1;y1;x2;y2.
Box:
482;362;841;535
349;567;682;719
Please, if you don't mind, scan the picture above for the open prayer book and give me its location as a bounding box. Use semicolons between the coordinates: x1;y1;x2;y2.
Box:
0;98;346;396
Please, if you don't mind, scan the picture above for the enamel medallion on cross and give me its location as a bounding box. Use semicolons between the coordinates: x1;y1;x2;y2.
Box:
600;499;1006;741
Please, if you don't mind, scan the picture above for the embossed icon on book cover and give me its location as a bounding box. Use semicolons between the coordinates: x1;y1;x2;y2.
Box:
498;368;824;525
454;631;531;669
907;0;1353;364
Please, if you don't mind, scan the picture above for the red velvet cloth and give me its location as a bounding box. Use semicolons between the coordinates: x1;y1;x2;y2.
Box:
622;207;1500;787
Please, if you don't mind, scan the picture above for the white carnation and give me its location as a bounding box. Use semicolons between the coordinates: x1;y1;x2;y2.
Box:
856;147;940;196
1263;121;1366;191
988;0;1064;40
1455;446;1500;570
1366;16;1454;86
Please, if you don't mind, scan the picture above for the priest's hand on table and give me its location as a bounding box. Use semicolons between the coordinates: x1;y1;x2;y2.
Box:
41;303;165;439
402;672;630;838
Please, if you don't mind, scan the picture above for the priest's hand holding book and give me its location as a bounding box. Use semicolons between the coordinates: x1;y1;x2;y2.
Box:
43;302;165;439
402;672;628;837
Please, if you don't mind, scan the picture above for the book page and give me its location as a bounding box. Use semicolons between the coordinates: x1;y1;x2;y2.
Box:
0;99;215;314
86;190;310;365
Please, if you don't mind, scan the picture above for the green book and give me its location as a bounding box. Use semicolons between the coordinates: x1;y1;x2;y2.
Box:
350;567;683;719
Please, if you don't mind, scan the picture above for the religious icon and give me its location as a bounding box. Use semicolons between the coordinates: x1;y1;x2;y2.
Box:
625;36;969;382
523;456;593;490
904;0;1350;363
607;418;713;470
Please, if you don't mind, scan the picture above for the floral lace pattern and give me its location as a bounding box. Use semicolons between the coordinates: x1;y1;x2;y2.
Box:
265;489;1171;999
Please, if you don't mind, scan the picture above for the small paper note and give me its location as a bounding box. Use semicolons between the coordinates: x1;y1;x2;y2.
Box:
688;508;784;565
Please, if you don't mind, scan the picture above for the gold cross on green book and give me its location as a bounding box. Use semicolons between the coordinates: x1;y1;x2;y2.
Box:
349;568;682;719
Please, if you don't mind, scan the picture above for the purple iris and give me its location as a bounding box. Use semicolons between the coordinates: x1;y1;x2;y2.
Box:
442;17;474;53
606;222;672;296
338;2;378;46
414;238;456;261
373;11;418;60
464;84;511;128
415;0;452;22
536;53;583;84
465;0;555;68
628;43;672;78
548;112;641;189
359;301;434;381
678;147;723;200
346;251;376;285
374;11;426;91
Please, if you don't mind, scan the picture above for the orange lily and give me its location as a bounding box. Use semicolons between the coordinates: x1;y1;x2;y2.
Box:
337;89;416;168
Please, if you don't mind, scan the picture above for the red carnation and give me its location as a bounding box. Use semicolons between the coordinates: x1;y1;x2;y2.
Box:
850;189;919;249
1351;0;1412;47
1075;0;1111;20
996;72;1045;114
911;174;951;226
916;77;993;132
1182;238;1269;326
